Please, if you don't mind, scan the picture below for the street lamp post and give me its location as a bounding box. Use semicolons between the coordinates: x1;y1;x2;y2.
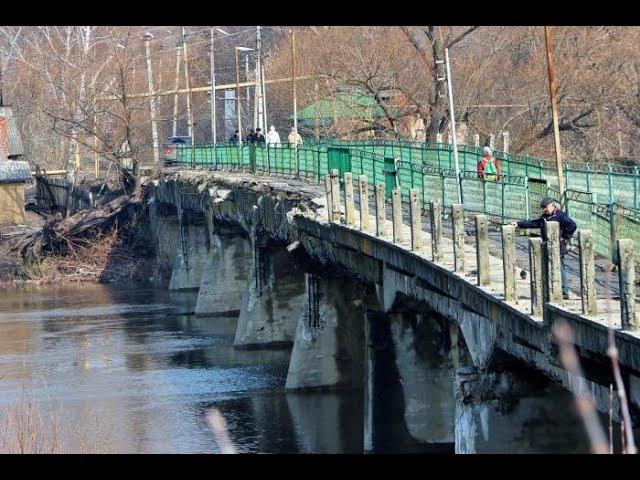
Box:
208;27;229;147
235;46;254;146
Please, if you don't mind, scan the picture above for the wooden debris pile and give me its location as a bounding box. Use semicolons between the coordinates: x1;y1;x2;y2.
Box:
13;194;142;260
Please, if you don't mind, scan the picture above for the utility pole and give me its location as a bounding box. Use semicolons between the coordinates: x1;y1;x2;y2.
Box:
444;48;462;204
144;33;160;164
544;26;565;204
255;26;265;132
209;28;217;145
261;63;268;129
235;45;243;145
172;37;181;137
291;29;298;148
182;27;194;144
245;53;250;126
314;82;320;140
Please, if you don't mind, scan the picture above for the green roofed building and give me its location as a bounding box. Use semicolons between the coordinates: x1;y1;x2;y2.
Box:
290;90;422;140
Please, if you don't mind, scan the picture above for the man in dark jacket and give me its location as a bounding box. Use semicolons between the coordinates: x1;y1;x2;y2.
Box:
254;127;265;144
510;196;577;299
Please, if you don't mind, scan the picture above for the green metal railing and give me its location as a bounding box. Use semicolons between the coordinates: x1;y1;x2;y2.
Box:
172;141;640;263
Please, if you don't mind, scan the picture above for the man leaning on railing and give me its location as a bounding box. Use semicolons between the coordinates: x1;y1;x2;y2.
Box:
510;196;577;300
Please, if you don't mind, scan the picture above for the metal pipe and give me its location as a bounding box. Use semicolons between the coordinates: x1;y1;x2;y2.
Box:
444;48;462;204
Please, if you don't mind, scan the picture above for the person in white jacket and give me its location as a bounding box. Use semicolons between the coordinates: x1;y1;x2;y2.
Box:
265;125;281;147
287;127;303;147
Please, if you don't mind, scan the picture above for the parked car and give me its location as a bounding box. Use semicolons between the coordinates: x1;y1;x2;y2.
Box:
163;136;191;165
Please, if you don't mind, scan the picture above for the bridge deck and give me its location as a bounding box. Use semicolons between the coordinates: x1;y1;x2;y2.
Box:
170;168;638;339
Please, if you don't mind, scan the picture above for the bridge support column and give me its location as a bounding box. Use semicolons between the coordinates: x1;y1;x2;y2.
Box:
285;273;374;391
233;240;306;349
454;365;590;453
168;210;208;291
148;198;181;274
195;219;252;316
365;310;457;453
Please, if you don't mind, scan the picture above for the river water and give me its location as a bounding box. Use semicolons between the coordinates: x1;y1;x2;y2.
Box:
0;282;610;453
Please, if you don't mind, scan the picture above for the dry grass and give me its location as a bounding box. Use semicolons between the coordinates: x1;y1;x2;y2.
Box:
0;376;113;454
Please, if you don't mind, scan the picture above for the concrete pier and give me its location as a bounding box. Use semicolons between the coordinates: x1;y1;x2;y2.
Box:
168;211;208;291
233;241;306;349
285;273;374;391
365;310;456;453
195;222;252;316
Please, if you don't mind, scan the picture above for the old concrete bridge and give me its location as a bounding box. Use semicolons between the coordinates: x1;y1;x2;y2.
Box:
147;167;640;453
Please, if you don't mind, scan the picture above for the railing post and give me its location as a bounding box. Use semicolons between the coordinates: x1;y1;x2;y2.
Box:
430;201;442;262
452;204;465;273
330;169;341;222
546;221;563;303
392;186;403;244
578;229;597;316
635;166;639;210
607;164;613;204
359;175;370;233
409;188;423;252
475;214;490;286
618;239;638;330
529;237;543;317
502;225;516;301
344;172;355;227
324;174;333;222
375;183;387;237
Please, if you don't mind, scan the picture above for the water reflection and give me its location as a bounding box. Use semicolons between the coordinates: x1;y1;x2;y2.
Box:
0;282;361;453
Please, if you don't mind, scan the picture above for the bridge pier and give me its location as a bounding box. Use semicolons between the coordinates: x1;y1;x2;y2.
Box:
364;310;458;453
168;209;208;291
195;216;252;316
285;273;376;391
233;239;306;349
148;198;181;274
454;363;592;453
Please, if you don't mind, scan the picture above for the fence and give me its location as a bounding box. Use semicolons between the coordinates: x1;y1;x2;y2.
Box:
173;142;640;263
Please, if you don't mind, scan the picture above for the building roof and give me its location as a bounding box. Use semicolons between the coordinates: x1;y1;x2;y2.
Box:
0;161;32;183
293;92;390;122
0;106;24;158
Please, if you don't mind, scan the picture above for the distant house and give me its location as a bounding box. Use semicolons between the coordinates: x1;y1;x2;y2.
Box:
0;160;32;225
0;111;31;226
293;89;424;140
0;106;24;160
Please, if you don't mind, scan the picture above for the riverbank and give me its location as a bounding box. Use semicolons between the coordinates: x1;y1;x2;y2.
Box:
0;206;169;287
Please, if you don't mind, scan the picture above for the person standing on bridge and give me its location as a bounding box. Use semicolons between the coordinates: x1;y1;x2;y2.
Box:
266;125;281;147
287;127;303;147
477;146;501;181
229;130;240;144
254;127;265;144
510;197;577;299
